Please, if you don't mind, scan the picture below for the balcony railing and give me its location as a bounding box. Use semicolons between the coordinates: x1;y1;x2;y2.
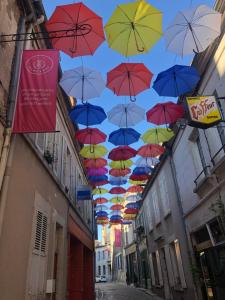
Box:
194;165;211;187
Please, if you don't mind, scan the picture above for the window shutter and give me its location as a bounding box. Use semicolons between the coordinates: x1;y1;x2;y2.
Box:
164;245;175;287
156;250;163;286
33;210;48;255
174;240;187;288
149;253;156;286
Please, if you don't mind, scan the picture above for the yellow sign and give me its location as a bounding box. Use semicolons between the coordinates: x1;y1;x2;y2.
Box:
186;96;222;128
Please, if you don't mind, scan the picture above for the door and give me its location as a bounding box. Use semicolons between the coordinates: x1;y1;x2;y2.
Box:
160;248;172;300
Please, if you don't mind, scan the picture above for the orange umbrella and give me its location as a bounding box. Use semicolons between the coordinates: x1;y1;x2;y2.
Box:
127;186;143;193
138;144;165;157
109;168;131;177
84;158;107;168
93;197;108;205
110;204;124;210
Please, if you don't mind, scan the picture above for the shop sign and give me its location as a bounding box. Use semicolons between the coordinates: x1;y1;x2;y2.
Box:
77;185;91;200
186;96;222;129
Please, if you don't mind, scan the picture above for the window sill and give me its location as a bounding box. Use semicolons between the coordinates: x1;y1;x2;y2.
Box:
193;174;215;194
211;154;225;173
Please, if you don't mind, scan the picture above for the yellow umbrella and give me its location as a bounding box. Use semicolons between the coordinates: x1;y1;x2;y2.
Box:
105;0;162;57
141;128;174;144
80;145;107;158
129;179;147;185
92;187;108;195
110;196;124;204
109;159;133;169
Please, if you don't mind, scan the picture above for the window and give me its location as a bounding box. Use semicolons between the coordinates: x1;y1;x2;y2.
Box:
102;250;105;260
103;265;106;275
98;251;100;261
145;195;153;231
33;210;48;255
207;217;225;245
98;265;101;276
152;188;160;224
158;173;170;216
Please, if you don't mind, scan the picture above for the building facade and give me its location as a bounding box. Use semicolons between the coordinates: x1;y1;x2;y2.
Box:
95;244;112;281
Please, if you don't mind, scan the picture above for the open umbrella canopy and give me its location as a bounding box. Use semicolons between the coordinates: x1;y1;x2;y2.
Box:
123;214;136;220
108;146;136;161
138;144;165;157
109;128;140;146
153;65;200;97
90;180;108;187
109;160;133;169
107;63;153;100
124;208;138;215
110;211;123;216
92;188;108;195
127;185;143;193
96;211;108;217
123;220;132;225
164;5;221;56
110;204;124;210
109;168;131;177
130;174;150;181
75;128;106;145
97;219;109;224
87;167;108;176
126;202;139;209
88;175;108;182
146;102;185;125
135;157;159;168
84;158;107;168
110;197;124;204
59;67;105;101
96;216;108;221
109;176;128;186
129;179;147;185
80;145;107;158
109;187;126;194
46;2;105;58
105;0;162;57
70;103;107;126
141;128;174;144
133;166;152;175
126;195;140;202
95;205;108;211
110;215;123;220
93;197;108;205
108;103;145;127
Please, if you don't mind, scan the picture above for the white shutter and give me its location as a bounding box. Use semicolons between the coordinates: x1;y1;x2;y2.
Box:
149;253;155;286
152;188;160;224
36;133;46;153
156;250;163;286
174;240;187;288
33;210;48;255
164;245;175;287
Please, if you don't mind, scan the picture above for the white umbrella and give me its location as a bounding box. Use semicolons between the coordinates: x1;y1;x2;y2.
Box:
164;5;221;56
107;103;145;127
126;195;141;202
110;211;123;216
59;66;105;102
135;157;159;168
95;205;108;211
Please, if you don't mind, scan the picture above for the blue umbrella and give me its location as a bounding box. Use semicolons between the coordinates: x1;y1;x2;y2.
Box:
123;220;132;225
69;103;107;126
109;176;128;186
108;128;140;146
110;215;122;220
96;211;108;217
88;175;108;182
153;65;200;97
133;166;152;175
126;202;139;209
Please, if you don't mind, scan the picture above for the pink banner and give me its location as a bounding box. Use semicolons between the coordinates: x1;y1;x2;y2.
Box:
115;229;122;247
13;50;59;133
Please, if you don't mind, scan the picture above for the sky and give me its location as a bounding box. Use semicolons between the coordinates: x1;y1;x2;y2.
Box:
42;0;215;240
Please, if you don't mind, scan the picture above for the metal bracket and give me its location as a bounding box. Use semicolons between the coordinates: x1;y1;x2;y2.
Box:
0;24;92;43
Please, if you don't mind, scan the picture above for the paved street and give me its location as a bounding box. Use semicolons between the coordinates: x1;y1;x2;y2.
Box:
95;282;164;300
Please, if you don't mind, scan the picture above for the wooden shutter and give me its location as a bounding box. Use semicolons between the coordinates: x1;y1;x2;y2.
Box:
174;240;187;288
149;253;156;286
164;245;175;287
156;250;164;286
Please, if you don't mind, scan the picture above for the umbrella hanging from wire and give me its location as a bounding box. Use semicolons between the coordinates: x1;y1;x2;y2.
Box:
109;187;126;194
95;205;108;211
130;174;150;181
137;144;165;157
164;5;221;57
105;0;162;57
109;128;140;146
141;128;174;144
87;167;108;176
96;211;108;217
84;158;107;169
107;63;153;101
110;204;124;211
108;146;136;161
70;103;107;126
108;103;145;127
127;185;143;193
60;66;105;103
109;160;133;170
110;197;124;204
129;179;147;185
124;208;138;215
109;168;131;177
109;176;128;186
153;65;200;97
88;175;108;183
92;188;108;195
93;197;108;204
135;157;160;168
75;128;107;145
46;2;105;58
80;145;107;158
126;202;140;209
146;102;185;126
133;166;152;175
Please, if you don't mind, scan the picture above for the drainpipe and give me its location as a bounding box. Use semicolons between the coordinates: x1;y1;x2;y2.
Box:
169;150;200;300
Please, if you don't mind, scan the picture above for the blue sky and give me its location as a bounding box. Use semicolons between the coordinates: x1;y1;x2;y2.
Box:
43;0;214;239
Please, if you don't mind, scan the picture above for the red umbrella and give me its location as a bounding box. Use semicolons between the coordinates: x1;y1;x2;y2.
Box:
93;197;108;205
87;167;108;176
75;128;107;144
109;187;126;194
138;144;165;157
46;3;105;58
108;146;136;161
109;168;131;177
130;174;150;181
96;216;108;221
124;208;138;214
107;63;153;101
146;102;184;125
127;186;143;193
110;204;124;210
84;158;107;168
110;220;122;224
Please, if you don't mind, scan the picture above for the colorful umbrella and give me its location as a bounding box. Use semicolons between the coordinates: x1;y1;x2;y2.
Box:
96;211;108;217
97;220;109;225
96;216;108;221
135;157;159;168
130;174;150;181
108;146;136;161
123;214;136;220
110;197;124;204
110;215;123;220
87;167;108;176
75;128;106;145
133;166;152;175
92;188;108;195
107;63;153;101
141;128;174;144
109;128;140;146
108;103;145;127
93;197;108;204
109;160;133;169
70;103;107;126
110;219;122;225
59;67;105;102
126;202;139;209
80;145;107;158
146;102;185;125
138;144;165;157
88;175;108;182
109;176;128;186
124;208;138;215
95;205;108;211
164;5;221;56
127;186;143;193
126;195;140;202
129;179;147;185
123;220;132;225
110;211;123;216
109;187;126;195
153;65;200;97
84;158;107;168
90;180;108;187
46;2;105;58
109;168;131;177
105;0;162;57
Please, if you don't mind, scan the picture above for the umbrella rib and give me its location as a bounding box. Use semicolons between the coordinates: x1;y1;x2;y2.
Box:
135;23;163;36
59;6;76;24
108;27;131;47
117;5;132;22
136;11;162;23
192;11;220;24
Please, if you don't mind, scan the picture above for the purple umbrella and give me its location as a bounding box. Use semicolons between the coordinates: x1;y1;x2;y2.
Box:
87;167;108;176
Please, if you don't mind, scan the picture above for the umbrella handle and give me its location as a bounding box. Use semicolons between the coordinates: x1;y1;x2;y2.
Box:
82;99;87;104
130;95;136;102
90;144;95;153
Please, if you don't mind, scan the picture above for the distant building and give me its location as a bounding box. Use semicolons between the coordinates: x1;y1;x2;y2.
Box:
95;244;112;281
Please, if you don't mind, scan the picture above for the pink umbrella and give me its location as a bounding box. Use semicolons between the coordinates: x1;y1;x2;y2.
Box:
87;167;108;176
